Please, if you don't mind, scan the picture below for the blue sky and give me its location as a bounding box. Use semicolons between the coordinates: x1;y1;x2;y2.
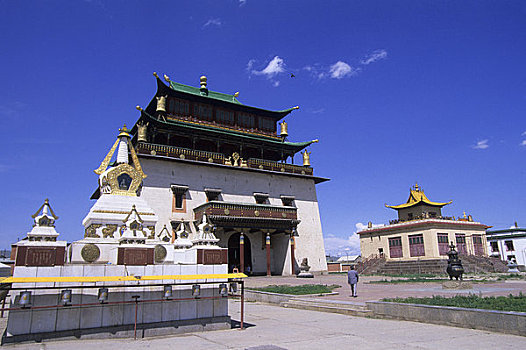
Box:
1;1;526;256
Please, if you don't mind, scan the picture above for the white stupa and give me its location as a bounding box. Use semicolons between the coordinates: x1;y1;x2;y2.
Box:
70;125;161;264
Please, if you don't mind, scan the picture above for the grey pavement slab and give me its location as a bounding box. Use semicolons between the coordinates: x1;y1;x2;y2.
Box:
3;300;526;349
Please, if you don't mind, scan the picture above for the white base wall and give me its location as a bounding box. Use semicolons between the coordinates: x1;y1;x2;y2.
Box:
6;264;229;339
139;158;328;274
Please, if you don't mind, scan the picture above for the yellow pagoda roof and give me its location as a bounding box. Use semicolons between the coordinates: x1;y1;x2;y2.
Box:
385;184;452;210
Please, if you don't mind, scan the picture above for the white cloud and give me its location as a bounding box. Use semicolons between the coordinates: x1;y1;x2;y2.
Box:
522;131;526;136
252;56;286;78
329;61;360;79
203;18;222;28
361;49;388;65
239;0;247;6
246;59;256;72
520;140;526;146
472;139;489;149
272;81;280;87
324;222;384;256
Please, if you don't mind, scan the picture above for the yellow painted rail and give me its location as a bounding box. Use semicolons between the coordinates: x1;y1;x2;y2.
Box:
0;273;246;284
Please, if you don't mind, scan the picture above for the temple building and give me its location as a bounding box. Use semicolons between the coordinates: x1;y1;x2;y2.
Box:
486;223;526;270
117;73;328;275
358;184;489;263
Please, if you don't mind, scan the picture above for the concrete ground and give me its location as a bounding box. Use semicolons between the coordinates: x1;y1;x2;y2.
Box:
244;274;526;303
3;300;525;349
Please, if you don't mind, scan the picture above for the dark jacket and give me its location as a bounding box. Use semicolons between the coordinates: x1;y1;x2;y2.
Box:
347;269;359;284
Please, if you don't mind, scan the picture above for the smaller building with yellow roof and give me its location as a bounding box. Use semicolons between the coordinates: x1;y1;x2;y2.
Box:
359;184;489;262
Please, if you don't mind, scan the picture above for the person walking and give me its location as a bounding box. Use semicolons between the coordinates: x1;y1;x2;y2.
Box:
347;265;359;297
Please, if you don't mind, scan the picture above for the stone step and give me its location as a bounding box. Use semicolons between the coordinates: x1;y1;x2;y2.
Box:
281;299;374;317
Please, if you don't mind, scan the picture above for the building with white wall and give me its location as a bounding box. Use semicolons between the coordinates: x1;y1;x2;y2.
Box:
486;223;526;270
126;73;329;275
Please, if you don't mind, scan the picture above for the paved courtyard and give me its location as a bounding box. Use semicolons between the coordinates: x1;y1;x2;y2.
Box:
3;300;525;349
245;274;526;303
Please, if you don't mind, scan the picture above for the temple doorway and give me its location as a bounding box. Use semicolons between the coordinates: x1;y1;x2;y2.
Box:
227;232;252;273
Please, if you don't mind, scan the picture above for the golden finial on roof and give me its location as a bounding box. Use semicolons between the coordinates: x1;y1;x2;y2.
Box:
293;106;299;110
463;211;467;219
312;139;319;143
279;121;288;137
136;105;143;112
234;92;240;97
200;75;207;89
153;72;159;78
164;74;171;82
118;124;131;138
414;182;420;191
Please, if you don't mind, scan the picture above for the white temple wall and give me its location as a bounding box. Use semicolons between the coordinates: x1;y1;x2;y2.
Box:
139;158;328;274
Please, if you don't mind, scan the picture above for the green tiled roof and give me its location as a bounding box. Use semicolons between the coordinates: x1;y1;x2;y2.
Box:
166;79;297;117
170;81;243;104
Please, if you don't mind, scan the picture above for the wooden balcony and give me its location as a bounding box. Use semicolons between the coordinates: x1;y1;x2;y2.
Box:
136;143;313;176
193;201;299;230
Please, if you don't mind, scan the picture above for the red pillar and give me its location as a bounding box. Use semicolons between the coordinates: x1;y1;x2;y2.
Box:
290;236;296;275
240;232;245;274
266;233;271;276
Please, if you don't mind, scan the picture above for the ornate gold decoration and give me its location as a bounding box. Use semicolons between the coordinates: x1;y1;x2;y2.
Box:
105;163;144;196
279;121;288;137
102;224;118;238
234;91;240;97
254;210;260;217
200;75;207;89
147;225;155;239
208;157;214;163
154;245;167;263
151;150;156;155
164;74;171;82
94;138;120;175
280;167;285;172
31;198;59;220
180;154;185;159
156;95;167;112
137;122;148;142
224;209;230;215
81;244;100;263
259;165;264;169
84;224;102;238
302;150;311;167
282;212;287;218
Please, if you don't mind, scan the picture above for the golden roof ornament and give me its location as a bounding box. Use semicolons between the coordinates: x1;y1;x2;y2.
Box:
200;75;207;89
279;121;288;138
234;91;240;97
137;122;148;143
163;74;171;83
302;150;311;167
153;72;159;79
156;95;167;112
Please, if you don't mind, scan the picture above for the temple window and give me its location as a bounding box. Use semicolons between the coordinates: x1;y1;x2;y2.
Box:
505;240;515;251
259;117;275;131
238;112;256;128
254;192;269;204
281;195;295;207
216;109;234;125
205;188;222;202
171;184;189;212
408;234;425;257
490;241;499;252
388;237;403;258
168;98;189;116
193;103;213;121
117;173;133;190
437;233;449;255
